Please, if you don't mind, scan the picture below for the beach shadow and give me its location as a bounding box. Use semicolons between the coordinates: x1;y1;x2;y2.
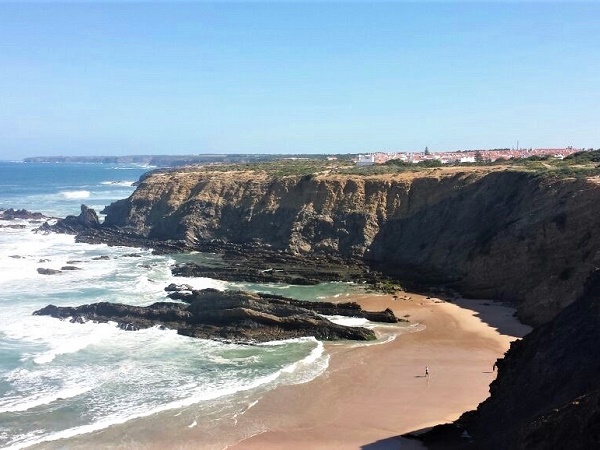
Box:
414;375;427;378
449;298;532;338
482;370;494;374
362;435;426;449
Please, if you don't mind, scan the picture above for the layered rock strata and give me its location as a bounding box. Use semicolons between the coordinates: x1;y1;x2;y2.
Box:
99;168;600;325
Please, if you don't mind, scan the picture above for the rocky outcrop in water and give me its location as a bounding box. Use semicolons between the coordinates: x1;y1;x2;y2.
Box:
37;268;62;275
34;289;399;343
38;204;100;234
96;168;600;326
0;208;45;221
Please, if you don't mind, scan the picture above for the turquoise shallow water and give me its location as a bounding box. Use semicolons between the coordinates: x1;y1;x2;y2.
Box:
0;161;370;449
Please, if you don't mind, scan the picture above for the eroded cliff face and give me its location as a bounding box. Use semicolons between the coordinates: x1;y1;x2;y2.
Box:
103;167;600;325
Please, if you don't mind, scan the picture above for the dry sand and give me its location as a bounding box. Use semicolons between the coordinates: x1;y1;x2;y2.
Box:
226;293;531;450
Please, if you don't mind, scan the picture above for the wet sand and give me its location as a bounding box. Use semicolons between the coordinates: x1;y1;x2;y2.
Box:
227;293;531;450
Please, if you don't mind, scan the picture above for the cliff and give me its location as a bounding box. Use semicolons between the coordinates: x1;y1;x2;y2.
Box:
102;167;600;326
465;269;600;449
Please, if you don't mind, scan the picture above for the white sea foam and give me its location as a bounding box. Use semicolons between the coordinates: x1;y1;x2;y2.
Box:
60;190;90;199
253;337;329;386
6;319;120;364
323;315;370;327
0;385;93;414
280;339;326;376
207;355;261;365
2;335;330;450
100;180;135;187
3;357;318;450
110;165;156;170
167;275;228;292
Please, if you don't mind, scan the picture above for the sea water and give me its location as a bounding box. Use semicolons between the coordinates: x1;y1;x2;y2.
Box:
0;161;370;449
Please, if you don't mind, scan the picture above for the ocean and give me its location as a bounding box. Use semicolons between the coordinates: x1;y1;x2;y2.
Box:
0;161;386;449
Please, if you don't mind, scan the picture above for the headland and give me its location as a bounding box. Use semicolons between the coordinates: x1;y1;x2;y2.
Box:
29;150;600;449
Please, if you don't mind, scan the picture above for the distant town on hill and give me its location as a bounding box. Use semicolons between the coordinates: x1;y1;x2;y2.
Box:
358;147;586;166
22;147;592;168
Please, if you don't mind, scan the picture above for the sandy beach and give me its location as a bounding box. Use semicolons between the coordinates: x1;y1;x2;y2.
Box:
38;293;530;450
225;293;531;450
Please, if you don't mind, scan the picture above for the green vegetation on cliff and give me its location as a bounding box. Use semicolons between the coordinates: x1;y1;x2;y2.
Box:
158;149;600;179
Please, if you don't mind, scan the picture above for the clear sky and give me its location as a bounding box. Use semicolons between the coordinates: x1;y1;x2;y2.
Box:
1;2;599;159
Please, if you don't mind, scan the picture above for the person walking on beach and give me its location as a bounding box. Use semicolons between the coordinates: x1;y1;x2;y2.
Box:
425;366;429;378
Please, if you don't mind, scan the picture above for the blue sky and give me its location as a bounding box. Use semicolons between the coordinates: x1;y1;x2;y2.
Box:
1;2;599;159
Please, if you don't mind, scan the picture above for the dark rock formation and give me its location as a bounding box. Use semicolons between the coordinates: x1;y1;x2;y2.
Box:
0;208;45;221
34;289;400;343
37;268;62;275
170;253;370;285
412;270;600;449
39;204;100;234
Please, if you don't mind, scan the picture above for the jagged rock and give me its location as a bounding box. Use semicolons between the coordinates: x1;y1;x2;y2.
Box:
61;266;82;271
91;255;110;260
33;289;400;343
0;224;26;229
43;204;100;234
37;268;62;275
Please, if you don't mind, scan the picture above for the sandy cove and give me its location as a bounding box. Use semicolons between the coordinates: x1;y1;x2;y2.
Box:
227;293;531;450
36;293;530;450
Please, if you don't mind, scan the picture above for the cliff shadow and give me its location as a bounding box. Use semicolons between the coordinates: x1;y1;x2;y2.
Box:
365;171;551;306
361;435;427;449
449;297;532;339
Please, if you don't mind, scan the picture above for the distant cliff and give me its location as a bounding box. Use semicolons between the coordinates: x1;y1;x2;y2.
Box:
102;167;600;326
22;154;334;167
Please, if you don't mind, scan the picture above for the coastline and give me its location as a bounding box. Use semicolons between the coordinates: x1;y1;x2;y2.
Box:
41;292;530;450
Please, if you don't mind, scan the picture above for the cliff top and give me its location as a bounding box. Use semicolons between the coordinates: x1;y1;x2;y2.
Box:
141;149;600;183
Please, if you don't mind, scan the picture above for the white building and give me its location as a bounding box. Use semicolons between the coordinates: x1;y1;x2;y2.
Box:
357;154;375;166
